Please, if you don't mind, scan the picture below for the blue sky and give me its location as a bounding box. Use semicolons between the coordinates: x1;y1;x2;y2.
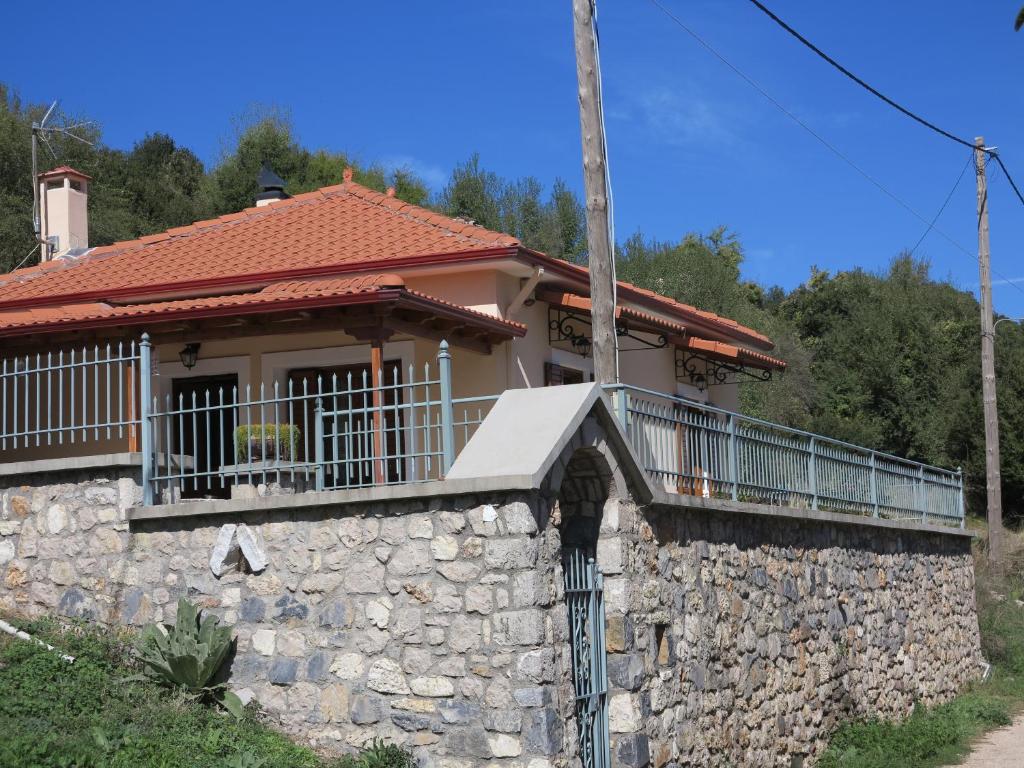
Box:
3;1;1023;316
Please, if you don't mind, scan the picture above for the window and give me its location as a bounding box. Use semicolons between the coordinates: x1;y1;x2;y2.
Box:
544;362;587;386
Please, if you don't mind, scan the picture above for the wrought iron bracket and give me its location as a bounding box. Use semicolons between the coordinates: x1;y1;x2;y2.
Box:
549;307;669;357
675;348;773;391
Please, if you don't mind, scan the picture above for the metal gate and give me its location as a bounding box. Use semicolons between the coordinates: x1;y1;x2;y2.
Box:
563;547;611;768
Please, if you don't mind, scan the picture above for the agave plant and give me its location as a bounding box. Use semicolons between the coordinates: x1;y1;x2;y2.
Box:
135;597;243;719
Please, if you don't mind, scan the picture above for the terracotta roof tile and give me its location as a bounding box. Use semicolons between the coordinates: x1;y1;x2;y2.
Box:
0;273;525;339
0;180;520;307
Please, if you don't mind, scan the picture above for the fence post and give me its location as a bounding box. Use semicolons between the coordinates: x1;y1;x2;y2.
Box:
139;333;154;506
918;464;926;524
727;413;739;501
957;466;965;528
615;386;628;430
314;397;325;492
808;436;818;511
869;452;879;518
438;341;455;475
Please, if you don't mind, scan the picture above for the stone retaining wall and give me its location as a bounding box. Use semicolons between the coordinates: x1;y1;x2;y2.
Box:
0;463;982;767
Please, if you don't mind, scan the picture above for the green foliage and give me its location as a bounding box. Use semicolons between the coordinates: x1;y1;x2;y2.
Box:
0;615;415;768
136;598;242;719
438;154;586;261
234;424;301;462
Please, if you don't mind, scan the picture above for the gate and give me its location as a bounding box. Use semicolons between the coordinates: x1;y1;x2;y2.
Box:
563;547;611;768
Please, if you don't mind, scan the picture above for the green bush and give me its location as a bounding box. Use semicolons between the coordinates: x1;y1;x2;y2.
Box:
0;616;413;768
234;424;301;462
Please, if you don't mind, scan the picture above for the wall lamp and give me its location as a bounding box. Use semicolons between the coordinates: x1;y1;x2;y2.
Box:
179;343;201;370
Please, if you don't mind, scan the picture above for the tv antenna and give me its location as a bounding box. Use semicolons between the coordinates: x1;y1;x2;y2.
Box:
31;99;94;251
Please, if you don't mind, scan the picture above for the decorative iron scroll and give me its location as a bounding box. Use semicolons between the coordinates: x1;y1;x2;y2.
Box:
548;307;669;358
675;347;773;391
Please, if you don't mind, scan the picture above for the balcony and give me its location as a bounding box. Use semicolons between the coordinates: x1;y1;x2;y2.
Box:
0;339;964;527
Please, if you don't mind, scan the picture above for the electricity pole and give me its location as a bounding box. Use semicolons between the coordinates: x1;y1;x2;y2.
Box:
572;0;618;384
975;136;1003;563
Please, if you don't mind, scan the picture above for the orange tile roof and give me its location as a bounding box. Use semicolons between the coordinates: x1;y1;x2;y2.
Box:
0;171;774;351
0;273;526;339
0;179;519;307
684;337;786;370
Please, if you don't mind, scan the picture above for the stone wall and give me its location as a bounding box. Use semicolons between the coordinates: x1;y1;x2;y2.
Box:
1;467;565;765
0;460;982;768
568;501;982;767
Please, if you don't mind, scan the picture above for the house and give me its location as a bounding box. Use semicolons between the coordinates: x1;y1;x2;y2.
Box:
0;165;798;504
0;164;978;766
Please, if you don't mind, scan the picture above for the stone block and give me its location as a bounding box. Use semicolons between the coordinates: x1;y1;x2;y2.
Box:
367;659;411;694
484;537;538;570
492;610;545;646
609;692;642;733
269;657;299;686
615;733;651;767
430;535;459;561
330;652;366;680
350;694;388;725
523;707;562;755
252;629;276;656
320;684;350;722
409;676;455;697
608;653;645;691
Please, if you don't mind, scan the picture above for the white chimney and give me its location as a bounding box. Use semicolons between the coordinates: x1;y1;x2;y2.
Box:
39;166;90;260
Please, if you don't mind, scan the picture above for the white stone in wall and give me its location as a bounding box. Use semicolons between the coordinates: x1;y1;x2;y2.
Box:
209;524;239;577
608;692;642;733
365;597;392;629
409;676;455;697
251;628;276;656
487;733;522;757
330;653;366;680
236;524;269;573
366;659;411;694
430;535;459;561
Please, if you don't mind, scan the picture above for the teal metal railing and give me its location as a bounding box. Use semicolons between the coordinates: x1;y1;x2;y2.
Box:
0;341;142;452
605;384;965;527
143;341;498;505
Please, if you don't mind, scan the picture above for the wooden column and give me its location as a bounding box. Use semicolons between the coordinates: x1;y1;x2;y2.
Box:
127;360;139;452
370;338;385;485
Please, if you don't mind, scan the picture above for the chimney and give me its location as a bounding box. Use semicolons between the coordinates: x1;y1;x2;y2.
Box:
256;163;289;206
38;166;90;261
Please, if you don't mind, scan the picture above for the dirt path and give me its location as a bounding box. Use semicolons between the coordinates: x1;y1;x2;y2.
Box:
957;714;1024;767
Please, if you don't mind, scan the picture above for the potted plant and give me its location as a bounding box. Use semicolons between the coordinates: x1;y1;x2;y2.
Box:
234;424;300;463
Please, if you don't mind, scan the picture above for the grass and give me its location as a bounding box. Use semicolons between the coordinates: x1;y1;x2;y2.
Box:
0;616;412;768
818;524;1024;768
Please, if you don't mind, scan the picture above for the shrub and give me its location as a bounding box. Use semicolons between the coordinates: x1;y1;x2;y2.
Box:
0;615;415;767
135;597;243;718
234;424;301;462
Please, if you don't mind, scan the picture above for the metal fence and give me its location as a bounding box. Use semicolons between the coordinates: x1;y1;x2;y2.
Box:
144;341;498;504
607;384;965;527
1;342;141;451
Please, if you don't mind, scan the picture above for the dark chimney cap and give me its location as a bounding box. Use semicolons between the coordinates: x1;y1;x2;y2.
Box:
256;163;289;205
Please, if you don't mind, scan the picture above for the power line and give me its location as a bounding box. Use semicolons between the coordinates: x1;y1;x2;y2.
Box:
910;153;972;256
645;0;1024;299
744;0;975;150
744;0;1024;212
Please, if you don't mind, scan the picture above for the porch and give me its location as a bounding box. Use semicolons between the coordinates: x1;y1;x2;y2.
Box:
0;335;965;527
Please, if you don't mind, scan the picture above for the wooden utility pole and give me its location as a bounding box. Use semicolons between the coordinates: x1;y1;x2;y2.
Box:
572;0;618;384
975;136;1003;563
